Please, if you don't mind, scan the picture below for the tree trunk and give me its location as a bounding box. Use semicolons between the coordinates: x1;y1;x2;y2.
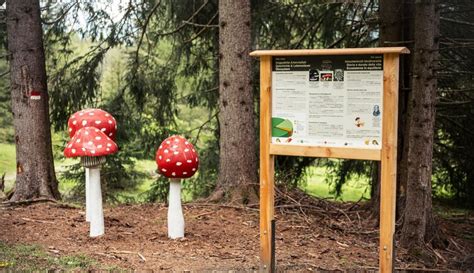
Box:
6;0;60;201
401;0;440;252
379;0;414;220
377;0;405;218
213;0;258;204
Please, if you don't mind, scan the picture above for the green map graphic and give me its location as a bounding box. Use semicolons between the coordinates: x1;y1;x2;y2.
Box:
272;117;293;137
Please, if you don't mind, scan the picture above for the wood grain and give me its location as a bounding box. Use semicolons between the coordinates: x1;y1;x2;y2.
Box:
259;55;274;272
270;144;381;161
250;47;409;56
379;53;400;273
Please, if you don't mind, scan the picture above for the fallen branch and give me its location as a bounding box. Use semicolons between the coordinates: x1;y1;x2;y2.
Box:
0;197;57;207
21;217;55;224
109;250;146;262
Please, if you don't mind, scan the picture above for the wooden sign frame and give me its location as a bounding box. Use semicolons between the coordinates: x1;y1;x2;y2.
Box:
250;47;409;273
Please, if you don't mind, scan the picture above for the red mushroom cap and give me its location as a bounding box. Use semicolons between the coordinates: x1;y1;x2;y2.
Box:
155;135;199;179
68;108;117;140
64;127;118;158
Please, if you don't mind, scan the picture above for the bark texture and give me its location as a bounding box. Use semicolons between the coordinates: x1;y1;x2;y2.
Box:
6;0;60;201
379;0;413;220
214;0;258;204
401;0;440;250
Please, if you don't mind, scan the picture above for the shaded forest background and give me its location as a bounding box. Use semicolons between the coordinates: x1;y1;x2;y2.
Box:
0;0;472;229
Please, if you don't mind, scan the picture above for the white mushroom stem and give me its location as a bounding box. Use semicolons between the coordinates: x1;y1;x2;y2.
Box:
85;168;90;222
81;156;106;238
88;166;104;237
168;178;184;239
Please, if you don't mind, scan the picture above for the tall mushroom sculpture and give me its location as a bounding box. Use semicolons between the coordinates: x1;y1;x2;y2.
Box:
155;135;199;239
64;127;118;237
67;109;117;222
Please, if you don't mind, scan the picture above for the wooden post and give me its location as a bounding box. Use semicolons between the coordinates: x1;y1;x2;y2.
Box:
379;53;400;273
259;55;275;272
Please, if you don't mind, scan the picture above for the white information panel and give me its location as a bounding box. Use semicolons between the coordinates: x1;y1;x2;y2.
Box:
271;55;383;149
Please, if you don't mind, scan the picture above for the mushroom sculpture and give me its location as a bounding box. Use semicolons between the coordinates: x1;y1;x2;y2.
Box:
64;127;118;237
67;109;117;223
155;135;199;239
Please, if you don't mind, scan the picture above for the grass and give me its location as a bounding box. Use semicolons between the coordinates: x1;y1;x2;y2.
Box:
301;166;370;202
0;142;15;175
0;242;119;271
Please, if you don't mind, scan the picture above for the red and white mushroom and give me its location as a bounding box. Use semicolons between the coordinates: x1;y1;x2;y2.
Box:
68;108;117;140
155;135;199;239
67;109;116;225
64;126;118;237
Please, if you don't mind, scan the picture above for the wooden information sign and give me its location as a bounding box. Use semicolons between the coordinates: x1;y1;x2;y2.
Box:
250;47;409;273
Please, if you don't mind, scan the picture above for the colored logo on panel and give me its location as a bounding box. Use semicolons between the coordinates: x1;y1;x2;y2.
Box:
272;117;294;137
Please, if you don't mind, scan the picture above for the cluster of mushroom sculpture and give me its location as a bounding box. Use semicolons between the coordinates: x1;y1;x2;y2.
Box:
64;109;118;237
63;109;199;239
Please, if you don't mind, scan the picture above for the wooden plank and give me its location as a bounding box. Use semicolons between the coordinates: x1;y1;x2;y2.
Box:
259;55;275;272
270;144;381;161
250;47;410;57
379;53;400;273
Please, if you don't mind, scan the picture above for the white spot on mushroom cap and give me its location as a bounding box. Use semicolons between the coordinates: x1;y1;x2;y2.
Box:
108;120;113;124
176;162;182;166
82;120;87;126
183;172;187;175
184;148;189;152
88;141;93;145
187;160;192;163
166;141;171;144
109;133;113;137
79;112;84;116
164;149;169;153
97;144;103;149
107;143;112;147
166;159;170;162
171;172;176;176
85;131;89;135
161;168;167;172
89;112;94;116
68;128;72;132
68;144;72;148
105;113;110;117
72;120;77;125
173;151;179;155
106;148;110;151
82;147;86;151
95;120;101;124
95;136;102;140
91;150;96;154
185;141;189;145
158;155;162;160
101;128;106;132
172;145;178;149
76;139;81;143
72;149;76;154
192;168;196;171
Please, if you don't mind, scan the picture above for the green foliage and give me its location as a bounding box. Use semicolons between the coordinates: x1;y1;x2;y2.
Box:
432;0;474;208
324;159;374;199
0;52;13;143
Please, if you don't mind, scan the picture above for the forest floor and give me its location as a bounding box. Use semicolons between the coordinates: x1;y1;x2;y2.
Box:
0;195;473;271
